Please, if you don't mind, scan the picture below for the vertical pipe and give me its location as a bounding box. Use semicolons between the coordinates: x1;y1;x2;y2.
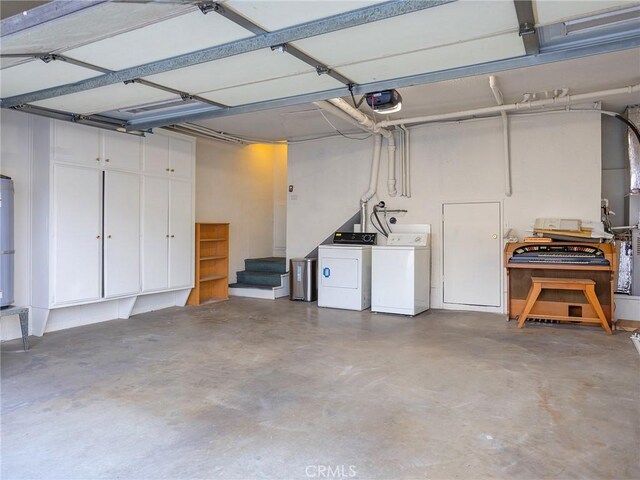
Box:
501;111;512;197
387;132;397;197
361;135;383;231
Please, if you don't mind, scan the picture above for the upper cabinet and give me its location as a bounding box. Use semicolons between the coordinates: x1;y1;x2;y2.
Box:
52;120;140;172
52;121;101;167
102;130;141;172
142;133;194;180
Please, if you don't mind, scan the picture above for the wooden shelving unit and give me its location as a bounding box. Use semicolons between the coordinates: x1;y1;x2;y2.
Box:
187;223;229;305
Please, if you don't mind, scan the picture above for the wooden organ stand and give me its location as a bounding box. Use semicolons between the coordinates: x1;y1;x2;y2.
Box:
505;242;616;331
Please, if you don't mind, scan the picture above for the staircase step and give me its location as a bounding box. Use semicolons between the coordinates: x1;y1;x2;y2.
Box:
244;257;287;274
237;270;283;287
228;282;274;290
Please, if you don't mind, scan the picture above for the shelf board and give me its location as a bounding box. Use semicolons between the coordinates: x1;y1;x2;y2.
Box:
200;255;227;261
200;274;227;282
200;238;226;242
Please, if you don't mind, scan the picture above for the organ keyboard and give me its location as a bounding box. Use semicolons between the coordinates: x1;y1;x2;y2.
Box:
504;242;616;325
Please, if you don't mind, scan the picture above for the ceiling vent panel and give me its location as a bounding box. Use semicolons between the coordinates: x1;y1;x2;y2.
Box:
226;0;387;31
144;49;316;97
0;3;192;58
291;0;519;68
534;0;639;26
63;11;252;71
199;71;343;106
0;60;100;98
31;83;178;115
337;32;525;84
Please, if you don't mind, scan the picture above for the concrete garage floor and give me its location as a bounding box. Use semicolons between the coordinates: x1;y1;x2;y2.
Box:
1;298;639;480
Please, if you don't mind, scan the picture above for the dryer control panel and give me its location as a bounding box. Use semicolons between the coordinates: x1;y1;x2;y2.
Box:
333;232;377;245
386;233;428;246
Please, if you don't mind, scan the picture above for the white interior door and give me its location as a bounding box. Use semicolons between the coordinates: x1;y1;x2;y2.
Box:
52;164;102;304
104;171;141;298
168;180;193;289
142;176;169;292
443;202;501;307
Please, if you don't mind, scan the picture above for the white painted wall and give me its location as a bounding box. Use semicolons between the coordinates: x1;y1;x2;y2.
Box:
195;139;287;280
0;110;32;340
287;112;602;312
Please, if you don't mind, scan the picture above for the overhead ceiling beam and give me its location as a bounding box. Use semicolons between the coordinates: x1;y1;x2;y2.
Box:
513;0;540;55
206;1;355;86
127;34;640;131
0;0;110;37
0;0;454;108
10;104;147;135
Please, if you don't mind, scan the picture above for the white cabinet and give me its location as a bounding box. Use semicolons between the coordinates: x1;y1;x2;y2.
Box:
104;171;141;298
102;130;141;172
142;177;193;292
52;121;101;167
143;133;193;179
32;118;195;321
142;176;170;292
51;164;103;305
169;180;193;288
52;120;140;171
169;137;194;179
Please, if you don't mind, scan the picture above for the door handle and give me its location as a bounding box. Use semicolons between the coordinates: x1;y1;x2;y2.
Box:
492;234;498;239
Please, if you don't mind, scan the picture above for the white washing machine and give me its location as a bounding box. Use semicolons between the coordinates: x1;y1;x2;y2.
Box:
318;245;372;311
372;231;431;316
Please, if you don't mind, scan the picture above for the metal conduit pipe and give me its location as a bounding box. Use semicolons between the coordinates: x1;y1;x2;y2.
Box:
387;132;397;197
377;84;640;128
327;98;397;202
361;134;383;232
489;76;512;197
397;127;406;196
399;125;411;198
313;101;373;134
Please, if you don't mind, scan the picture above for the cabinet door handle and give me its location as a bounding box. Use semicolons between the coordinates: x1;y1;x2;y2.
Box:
166;234;170;238
171;234;175;238
95;157;100;162
96;235;101;239
165;168;170;172
107;235;112;239
170;169;175;172
105;158;110;163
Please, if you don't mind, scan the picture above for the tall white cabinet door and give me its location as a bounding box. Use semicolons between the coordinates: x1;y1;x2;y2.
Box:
168;180;193;289
52;165;102;305
142;176;169;292
443;202;502;307
169;137;194;179
104;171;141;298
103;131;141;172
52;121;101;167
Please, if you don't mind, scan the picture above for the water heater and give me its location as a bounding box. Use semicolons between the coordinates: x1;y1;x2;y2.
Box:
0;175;14;307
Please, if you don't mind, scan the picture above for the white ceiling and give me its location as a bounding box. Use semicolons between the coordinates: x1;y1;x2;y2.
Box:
0;0;639;136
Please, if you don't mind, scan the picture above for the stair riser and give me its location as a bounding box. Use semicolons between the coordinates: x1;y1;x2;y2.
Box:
244;260;287;274
237;272;282;287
